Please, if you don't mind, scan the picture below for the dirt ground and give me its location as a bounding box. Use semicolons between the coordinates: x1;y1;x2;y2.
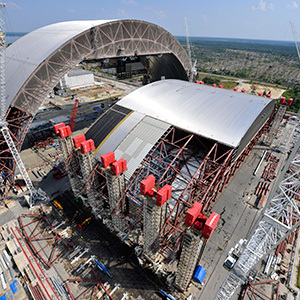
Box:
236;81;285;98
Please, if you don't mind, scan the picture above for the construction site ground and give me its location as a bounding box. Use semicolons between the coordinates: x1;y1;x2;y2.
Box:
196;117;298;300
15;118;300;300
2;76;299;299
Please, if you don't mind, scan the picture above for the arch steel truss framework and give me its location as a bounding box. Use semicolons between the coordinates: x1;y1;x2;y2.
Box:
0;19;191;201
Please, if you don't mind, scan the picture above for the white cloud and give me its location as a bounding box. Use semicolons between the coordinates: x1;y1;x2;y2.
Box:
68;9;76;14
287;1;299;9
203;15;207;22
9;2;21;9
252;0;268;11
155;9;166;18
269;3;274;10
258;0;267;11
122;0;136;5
118;8;128;17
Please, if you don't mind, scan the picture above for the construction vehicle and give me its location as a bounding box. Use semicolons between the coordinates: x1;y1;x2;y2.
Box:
160;290;175;300
77;217;92;229
224;239;247;269
53;200;63;210
94;258;112;277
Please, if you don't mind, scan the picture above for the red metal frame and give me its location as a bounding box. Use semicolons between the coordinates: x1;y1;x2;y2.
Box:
0;107;32;204
109;121;269;261
69;98;79;132
18;206;73;268
242;280;278;300
82;161;107;200
65;265;114;300
11;226;59;300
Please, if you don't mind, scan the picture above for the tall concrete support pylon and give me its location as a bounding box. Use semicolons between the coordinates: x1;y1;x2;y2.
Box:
175;228;204;291
140;175;172;262
77;139;100;209
101;152;127;232
54;123;82;194
142;194;167;261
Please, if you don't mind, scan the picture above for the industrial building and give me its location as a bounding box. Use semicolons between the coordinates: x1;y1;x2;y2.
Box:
0;16;282;298
56;69;95;90
54;79;275;290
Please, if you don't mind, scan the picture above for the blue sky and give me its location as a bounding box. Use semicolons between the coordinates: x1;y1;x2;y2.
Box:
5;0;300;41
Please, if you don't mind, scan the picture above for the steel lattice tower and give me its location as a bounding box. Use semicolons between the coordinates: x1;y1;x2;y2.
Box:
0;3;47;206
215;137;300;299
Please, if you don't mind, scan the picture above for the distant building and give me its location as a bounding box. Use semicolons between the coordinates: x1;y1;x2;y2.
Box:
57;69;94;90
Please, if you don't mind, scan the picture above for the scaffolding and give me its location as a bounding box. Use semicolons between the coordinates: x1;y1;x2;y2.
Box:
61;136;82;194
78;150;98;205
105;169;127;232
142;194;167;261
175;229;204;291
264;105;287;146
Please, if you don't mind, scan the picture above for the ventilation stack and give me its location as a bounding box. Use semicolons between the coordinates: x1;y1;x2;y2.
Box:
175;228;204;291
53;123;82;194
75;136;100;209
140;175;172;262
101;152;127;232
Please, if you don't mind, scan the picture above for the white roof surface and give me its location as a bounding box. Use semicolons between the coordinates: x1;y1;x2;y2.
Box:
5;20;113;109
119;79;274;148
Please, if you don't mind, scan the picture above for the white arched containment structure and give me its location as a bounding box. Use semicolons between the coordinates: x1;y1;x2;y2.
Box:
0;19;191;199
6;19;191;116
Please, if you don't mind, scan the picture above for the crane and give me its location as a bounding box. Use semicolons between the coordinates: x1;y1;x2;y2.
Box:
290;21;300;64
0;2;47;206
184;16;197;82
215;23;300;299
215;137;300;299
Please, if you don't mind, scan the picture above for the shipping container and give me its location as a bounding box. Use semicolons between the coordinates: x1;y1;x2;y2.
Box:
111;158;127;176
58;125;72;138
101;151;116;168
156;184;172;206
202;212;220;238
53;122;65;134
288;98;293;107
87;139;95;152
193;213;208;231
140;175;155;195
185;202;203;226
72;134;86;148
194;266;206;284
279;96;286;105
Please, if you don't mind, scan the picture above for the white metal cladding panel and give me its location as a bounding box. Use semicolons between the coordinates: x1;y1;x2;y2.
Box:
114;116;170;180
118;79;275;148
94;111;145;159
5;20;113;109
